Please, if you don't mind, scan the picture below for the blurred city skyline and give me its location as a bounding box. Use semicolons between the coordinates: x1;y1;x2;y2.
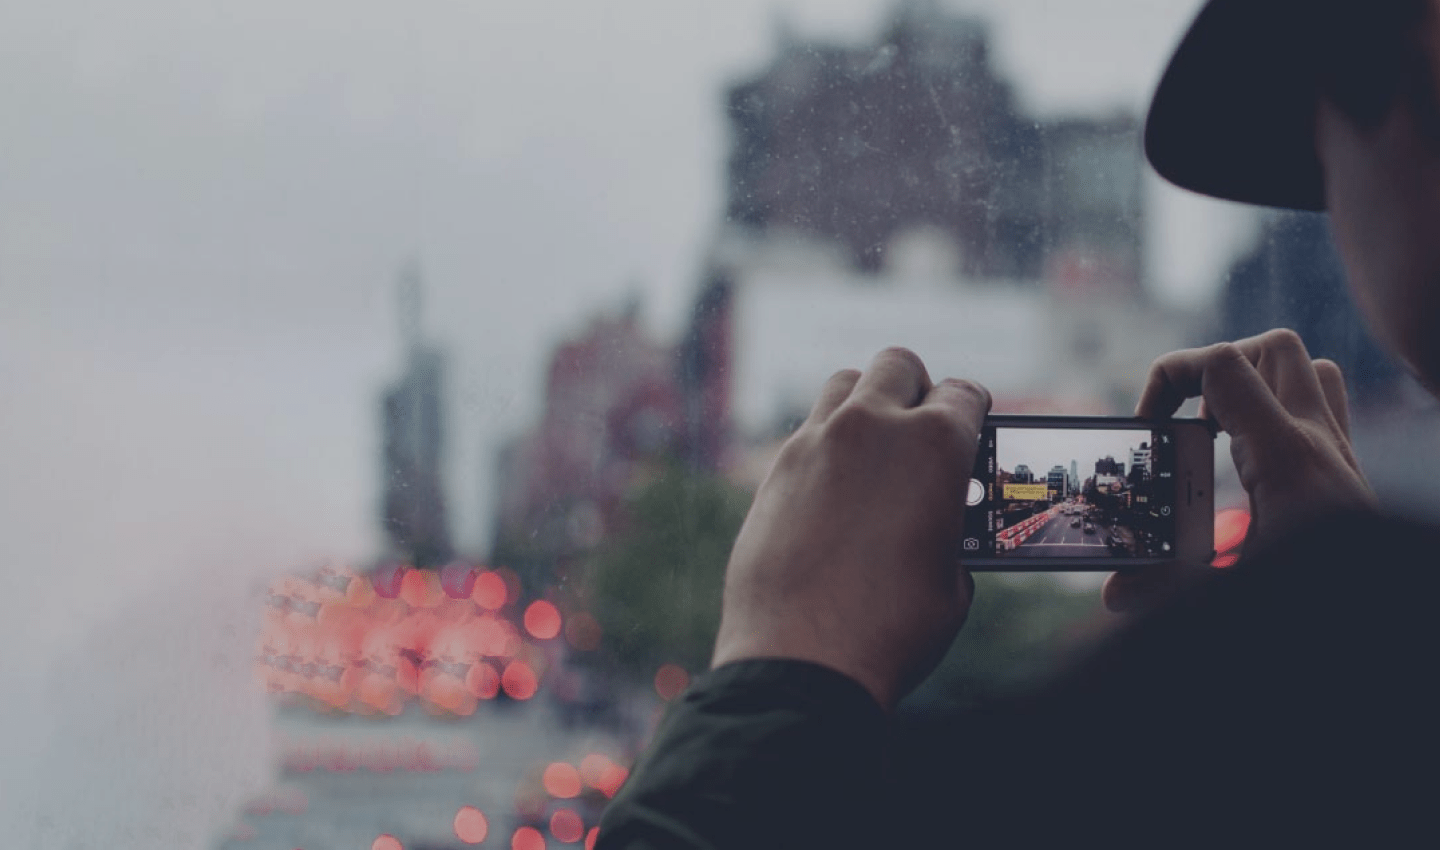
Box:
3;1;1249;591
1;4;1258;843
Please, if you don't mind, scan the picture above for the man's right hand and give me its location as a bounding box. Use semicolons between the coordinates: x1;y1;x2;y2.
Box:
710;347;991;711
1103;328;1377;612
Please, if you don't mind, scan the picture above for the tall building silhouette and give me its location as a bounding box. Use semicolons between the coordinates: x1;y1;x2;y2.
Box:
723;0;1142;284
379;260;453;567
489;299;685;588
679;0;1154;472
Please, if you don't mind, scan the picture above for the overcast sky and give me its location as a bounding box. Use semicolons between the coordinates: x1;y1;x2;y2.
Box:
0;2;1261;841
997;427;1154;479
0;0;1263;648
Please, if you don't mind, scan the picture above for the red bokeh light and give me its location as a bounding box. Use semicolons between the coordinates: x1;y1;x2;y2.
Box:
542;762;583;799
579;753;613;787
400;569;443;608
472;571;509;610
550;808;584;844
425;674;477;716
346;572;377;606
502;661;538;701
654;664;690;700
524;600;562;640
564;612;602;652
454;806;489;844
512;826;547;850
1214;508;1250;556
1212;553;1240;568
585;827;599;850
371;564;407;599
373;835;403;850
440;562;478;598
593;763;629;798
467;660;501;699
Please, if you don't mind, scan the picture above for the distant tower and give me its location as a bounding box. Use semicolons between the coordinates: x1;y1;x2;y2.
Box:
379;259;454;567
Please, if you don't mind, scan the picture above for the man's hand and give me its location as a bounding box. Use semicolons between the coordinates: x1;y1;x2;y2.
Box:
711;348;991;711
1103;329;1377;612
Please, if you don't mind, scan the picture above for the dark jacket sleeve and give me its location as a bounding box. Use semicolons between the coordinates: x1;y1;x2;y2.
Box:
595;659;889;850
597;512;1440;848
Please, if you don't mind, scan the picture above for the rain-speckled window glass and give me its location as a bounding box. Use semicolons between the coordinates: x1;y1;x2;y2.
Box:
5;1;1437;848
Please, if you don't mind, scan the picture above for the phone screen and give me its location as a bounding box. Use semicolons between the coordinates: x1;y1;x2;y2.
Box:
963;423;1180;561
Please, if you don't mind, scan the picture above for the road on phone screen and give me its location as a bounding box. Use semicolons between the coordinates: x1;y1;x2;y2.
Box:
1015;512;1118;558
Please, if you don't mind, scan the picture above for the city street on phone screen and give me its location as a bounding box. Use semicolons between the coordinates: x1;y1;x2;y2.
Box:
994;428;1171;558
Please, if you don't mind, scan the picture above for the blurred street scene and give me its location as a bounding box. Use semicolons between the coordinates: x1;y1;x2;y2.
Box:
5;2;1439;849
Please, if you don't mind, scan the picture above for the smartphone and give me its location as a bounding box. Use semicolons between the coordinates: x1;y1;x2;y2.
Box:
962;415;1216;570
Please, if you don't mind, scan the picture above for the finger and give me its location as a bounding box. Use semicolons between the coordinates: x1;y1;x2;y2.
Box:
1141;339;1305;441
1135;346;1210;418
1242;329;1334;424
1313;359;1351;439
920;377;992;436
851;346;932;408
1101;569;1159;614
809;369;862;423
1137;330;1332;425
1186;342;1296;438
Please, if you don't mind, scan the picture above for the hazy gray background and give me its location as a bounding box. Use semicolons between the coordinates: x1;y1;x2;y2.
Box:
996;428;1155;480
0;2;1255;845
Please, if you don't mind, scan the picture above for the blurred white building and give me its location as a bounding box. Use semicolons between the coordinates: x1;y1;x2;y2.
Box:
716;226;1199;449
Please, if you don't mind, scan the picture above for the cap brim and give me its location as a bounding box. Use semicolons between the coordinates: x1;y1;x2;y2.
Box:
1144;0;1326;211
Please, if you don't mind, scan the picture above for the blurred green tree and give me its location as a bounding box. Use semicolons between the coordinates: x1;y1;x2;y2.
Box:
904;573;1104;713
583;462;751;681
583;461;1108;704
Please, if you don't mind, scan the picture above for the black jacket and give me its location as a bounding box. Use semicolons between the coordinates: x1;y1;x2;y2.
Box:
598;512;1440;848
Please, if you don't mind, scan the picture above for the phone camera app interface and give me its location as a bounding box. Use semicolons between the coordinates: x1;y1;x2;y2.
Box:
965;426;1176;559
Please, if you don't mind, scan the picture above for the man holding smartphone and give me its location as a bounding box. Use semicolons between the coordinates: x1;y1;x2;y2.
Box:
598;1;1440;846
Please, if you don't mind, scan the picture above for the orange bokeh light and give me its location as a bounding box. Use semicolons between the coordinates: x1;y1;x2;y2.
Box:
425;674;477;716
345;572;377;606
472;571;509;610
564;612;602;651
593;763;629;798
400;569;444;608
373;835;403;850
550;809;584;844
502;661;539;701
512;826;547;850
579;753;613;787
542;762;583;799
524;600;562;640
654;664;690;700
1214;508;1250;555
585;827;598;850
454;806;489;844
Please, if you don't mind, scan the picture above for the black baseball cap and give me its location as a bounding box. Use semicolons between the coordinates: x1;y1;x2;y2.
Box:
1144;0;1419;211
